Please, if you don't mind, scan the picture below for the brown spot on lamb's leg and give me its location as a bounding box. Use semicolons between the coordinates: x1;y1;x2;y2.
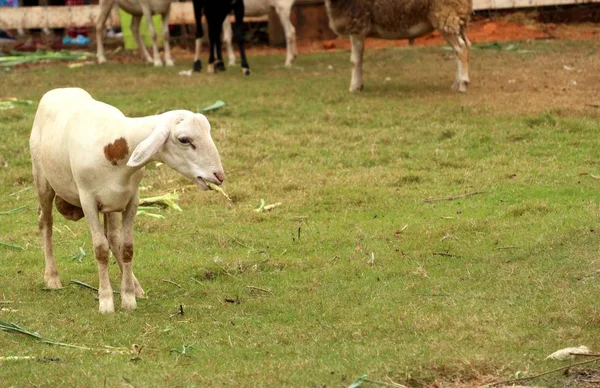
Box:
103;137;129;166
33;172;61;288
81;197;114;313
441;31;470;93
349;34;365;92
120;193;142;309
105;212;144;300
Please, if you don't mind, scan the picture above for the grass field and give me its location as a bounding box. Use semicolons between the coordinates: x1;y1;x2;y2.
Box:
1;39;600;387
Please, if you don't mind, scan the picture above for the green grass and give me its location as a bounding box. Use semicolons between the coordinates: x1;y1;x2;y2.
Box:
1;39;600;387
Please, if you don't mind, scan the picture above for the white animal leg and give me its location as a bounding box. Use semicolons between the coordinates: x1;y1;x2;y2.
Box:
349;34;365;92
119;194;141;310
95;0;115;64
161;8;174;67
275;2;296;66
81;198;114;313
131;15;153;64
222;17;236;66
140;4;163;67
105;212;144;304
33;172;61;288
441;31;470;93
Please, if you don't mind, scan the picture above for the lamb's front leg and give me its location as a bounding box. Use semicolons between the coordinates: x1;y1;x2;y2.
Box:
119;193;141;310
81;198;114;313
349;35;365;92
105;212;144;303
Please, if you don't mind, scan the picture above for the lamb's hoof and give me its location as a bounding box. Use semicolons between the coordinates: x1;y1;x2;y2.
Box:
349;84;364;92
44;277;62;289
153;59;163;67
121;294;137;311
228;60;236;66
193;60;202;72
99;298;115;314
207;63;215;74
165;59;175;67
215;61;226;72
97;56;107;65
242;67;251;76
134;279;145;297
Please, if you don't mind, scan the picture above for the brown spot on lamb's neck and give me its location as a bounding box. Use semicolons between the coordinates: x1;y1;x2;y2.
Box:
104;137;129;166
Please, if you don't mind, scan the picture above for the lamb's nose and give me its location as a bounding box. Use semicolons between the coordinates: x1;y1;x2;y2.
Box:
214;171;225;184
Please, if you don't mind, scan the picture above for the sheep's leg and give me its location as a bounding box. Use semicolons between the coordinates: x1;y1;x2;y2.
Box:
192;0;203;72
118;195;140;310
161;8;174;67
275;2;297;66
33;173;61;288
222;17;236;66
95;0;115;64
349;34;364;92
207;18;221;73
81;198;114;313
140;4;163;67
233;3;250;76
105;212;144;300
131;15;153;64
441;30;470;93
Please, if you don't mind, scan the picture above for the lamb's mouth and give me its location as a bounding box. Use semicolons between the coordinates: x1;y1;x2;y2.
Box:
197;177;210;191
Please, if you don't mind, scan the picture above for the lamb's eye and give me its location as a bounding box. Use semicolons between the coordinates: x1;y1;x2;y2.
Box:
178;137;191;145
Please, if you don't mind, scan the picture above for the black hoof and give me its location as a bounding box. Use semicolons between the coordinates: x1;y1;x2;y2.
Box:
215;61;226;72
193;60;202;72
243;67;251;76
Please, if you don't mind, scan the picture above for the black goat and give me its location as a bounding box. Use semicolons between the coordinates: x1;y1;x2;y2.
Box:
192;0;250;75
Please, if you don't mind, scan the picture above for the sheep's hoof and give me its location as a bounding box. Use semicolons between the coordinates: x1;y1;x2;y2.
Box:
165;59;175;67
99;299;115;314
452;80;469;93
44;277;62;289
207;63;215;74
349;84;364;92
193;60;202;72
121;295;137;310
97;56;107;64
153;60;163;67
215;61;226;72
242;67;251;76
134;279;145;297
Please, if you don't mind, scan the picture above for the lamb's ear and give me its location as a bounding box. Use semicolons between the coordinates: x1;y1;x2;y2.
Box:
127;124;170;167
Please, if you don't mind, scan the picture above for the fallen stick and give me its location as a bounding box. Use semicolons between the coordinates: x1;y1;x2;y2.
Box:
424;191;486;203
481;357;600;387
246;286;274;296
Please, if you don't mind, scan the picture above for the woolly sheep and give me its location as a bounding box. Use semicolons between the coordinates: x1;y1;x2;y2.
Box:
96;0;175;67
324;0;472;92
30;88;225;313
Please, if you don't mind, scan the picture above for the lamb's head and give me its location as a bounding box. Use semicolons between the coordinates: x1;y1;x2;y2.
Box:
127;110;224;190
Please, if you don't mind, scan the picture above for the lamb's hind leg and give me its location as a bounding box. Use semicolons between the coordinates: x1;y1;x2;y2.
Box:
33;172;61;288
441;30;470;93
131;15;154;64
349;34;365;92
105;213;144;303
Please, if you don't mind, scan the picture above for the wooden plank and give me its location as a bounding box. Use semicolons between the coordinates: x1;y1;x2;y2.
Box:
0;2;267;30
0;0;597;30
473;0;598;9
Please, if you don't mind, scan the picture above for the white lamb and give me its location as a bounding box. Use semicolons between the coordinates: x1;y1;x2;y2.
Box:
325;0;472;92
96;0;175;67
198;0;298;67
30;88;225;313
